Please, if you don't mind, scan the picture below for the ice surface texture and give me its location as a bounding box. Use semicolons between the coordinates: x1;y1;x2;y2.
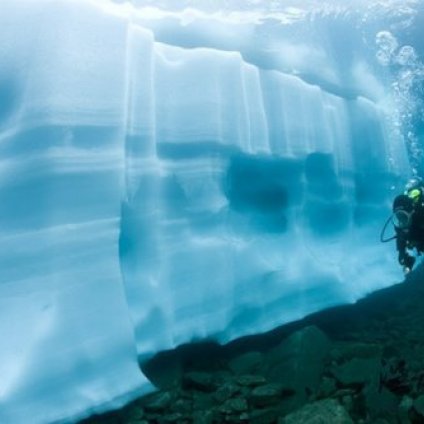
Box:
0;0;411;422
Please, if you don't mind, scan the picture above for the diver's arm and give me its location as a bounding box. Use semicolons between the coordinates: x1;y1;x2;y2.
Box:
396;230;407;261
396;230;415;271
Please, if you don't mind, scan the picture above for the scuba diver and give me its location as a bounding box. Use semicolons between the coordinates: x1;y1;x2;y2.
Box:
391;177;424;273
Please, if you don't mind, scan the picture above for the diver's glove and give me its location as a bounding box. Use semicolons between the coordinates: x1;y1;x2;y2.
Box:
399;253;415;273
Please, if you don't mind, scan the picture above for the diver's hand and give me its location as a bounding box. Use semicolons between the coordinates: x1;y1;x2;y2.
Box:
400;254;415;273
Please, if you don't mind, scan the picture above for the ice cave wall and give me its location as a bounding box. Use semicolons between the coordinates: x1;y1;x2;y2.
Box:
0;0;411;423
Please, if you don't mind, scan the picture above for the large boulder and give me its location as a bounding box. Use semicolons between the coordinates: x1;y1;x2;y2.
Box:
330;342;383;387
279;398;354;424
265;326;331;403
228;351;264;375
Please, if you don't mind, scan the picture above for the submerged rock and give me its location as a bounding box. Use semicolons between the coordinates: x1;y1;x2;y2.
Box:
413;394;424;416
265;325;330;405
249;383;287;407
236;374;267;387
192;410;215;424
331;356;382;386
330;342;383;387
140;391;173;413
218;397;248;414
279;398;354;424
364;385;399;421
182;372;216;392
398;395;413;424
228;351;263;375
213;382;240;403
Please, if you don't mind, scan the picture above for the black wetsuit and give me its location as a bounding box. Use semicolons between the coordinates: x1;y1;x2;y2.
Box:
396;200;424;266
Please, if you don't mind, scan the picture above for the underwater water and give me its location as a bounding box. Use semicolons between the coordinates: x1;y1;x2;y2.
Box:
0;0;424;422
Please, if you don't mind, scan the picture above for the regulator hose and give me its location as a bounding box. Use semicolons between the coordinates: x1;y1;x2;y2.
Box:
380;214;397;243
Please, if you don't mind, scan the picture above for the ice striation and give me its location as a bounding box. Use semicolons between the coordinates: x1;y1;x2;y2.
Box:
0;0;413;422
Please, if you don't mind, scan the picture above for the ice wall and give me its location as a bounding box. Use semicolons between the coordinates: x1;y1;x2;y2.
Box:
0;0;411;422
0;2;154;424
